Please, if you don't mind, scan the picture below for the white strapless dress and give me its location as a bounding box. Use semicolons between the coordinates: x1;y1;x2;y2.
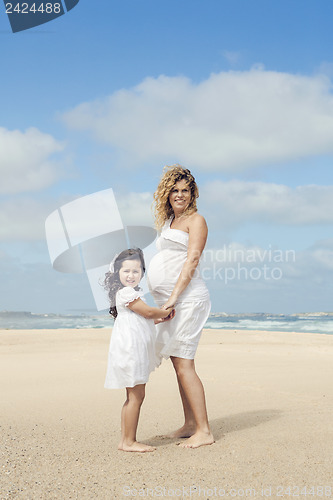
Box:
147;218;211;360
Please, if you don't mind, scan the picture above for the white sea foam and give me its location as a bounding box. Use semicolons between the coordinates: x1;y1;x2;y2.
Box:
1;311;332;334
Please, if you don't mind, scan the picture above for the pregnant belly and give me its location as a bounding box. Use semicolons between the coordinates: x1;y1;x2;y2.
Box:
147;251;210;305
147;251;182;303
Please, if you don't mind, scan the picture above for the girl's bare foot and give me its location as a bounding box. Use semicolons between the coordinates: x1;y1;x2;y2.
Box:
118;441;156;452
167;424;196;439
178;431;215;448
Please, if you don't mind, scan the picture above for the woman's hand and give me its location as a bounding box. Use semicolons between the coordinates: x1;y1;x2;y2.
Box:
161;297;176;311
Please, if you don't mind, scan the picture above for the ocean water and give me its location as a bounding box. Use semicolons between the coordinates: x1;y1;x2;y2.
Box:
1;311;333;335
0;311;112;330
206;312;333;335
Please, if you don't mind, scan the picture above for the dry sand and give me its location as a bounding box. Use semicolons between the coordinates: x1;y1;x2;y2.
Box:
0;328;332;499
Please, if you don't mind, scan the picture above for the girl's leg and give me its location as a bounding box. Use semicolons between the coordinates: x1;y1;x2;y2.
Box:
118;384;155;453
171;357;214;448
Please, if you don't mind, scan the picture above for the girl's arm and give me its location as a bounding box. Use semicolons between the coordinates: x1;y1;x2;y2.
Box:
163;213;208;310
127;298;173;320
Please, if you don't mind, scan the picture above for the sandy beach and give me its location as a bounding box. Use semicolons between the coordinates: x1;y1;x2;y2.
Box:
1;328;332;499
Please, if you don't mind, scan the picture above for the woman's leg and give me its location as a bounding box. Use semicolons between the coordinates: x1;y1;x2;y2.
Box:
171;356;214;448
118;384;155;452
167;362;196;438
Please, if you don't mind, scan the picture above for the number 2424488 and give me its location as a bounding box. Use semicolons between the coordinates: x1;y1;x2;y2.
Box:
6;3;62;14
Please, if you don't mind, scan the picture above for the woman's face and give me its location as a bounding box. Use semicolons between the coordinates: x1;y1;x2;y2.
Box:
169;179;192;214
119;259;142;288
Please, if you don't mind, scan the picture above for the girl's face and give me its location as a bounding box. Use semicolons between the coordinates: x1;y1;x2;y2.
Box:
169;179;192;214
119;259;142;288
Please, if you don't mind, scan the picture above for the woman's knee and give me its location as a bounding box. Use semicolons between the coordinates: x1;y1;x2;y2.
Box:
128;384;146;405
171;357;195;379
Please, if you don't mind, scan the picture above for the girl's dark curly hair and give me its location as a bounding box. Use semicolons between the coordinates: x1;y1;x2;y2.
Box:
102;248;145;319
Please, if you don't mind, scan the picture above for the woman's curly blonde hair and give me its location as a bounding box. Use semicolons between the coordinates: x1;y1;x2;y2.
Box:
152;165;199;230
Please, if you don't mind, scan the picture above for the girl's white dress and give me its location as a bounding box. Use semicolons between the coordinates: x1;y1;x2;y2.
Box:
104;286;157;389
147;217;211;361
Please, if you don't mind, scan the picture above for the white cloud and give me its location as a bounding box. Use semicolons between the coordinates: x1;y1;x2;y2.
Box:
2;180;331;244
200;180;333;228
306;239;333;272
0;195;75;242
222;50;241;65
0;191;155;243
62;69;333;171
115;191;154;227
0;199;46;241
202;240;333;296
0;127;65;194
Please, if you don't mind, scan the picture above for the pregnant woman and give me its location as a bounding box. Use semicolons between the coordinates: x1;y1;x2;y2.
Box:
147;165;214;448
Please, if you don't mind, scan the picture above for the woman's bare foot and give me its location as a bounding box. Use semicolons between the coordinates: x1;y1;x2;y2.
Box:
167;424;196;439
118;441;156;452
178;431;215;448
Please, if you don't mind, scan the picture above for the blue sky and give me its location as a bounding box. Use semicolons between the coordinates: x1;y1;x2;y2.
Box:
1;0;333;314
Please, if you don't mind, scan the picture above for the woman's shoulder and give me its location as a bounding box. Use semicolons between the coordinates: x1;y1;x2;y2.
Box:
189;212;206;222
187;212;207;230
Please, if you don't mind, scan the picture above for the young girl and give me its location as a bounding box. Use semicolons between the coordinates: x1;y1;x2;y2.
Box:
103;248;174;453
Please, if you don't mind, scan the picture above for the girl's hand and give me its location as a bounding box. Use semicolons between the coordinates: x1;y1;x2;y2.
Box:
163;308;176;321
155;308;175;324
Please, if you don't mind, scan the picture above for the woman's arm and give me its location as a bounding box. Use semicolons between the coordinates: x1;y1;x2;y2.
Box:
128;298;174;320
163;213;208;310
